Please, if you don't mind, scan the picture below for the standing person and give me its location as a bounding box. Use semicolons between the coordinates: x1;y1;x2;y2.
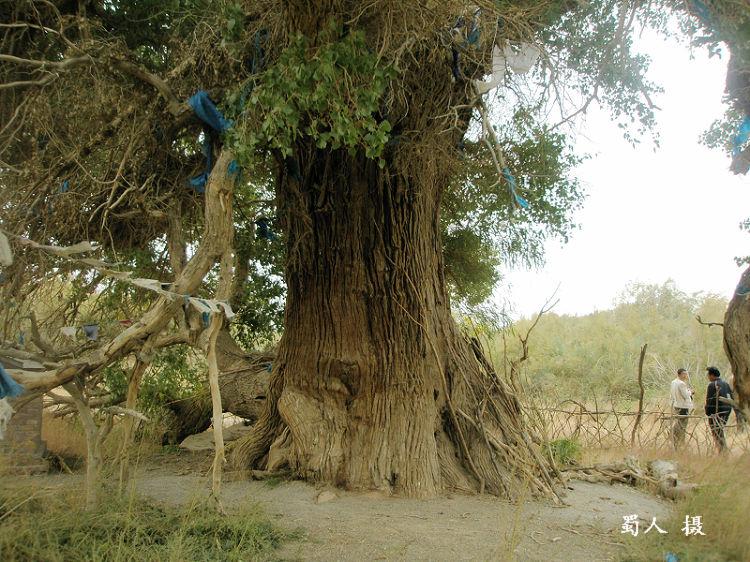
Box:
670;368;693;448
705;366;733;452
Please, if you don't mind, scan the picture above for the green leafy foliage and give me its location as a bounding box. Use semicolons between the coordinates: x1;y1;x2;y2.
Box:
539;2;665;145
444;228;501;307
229;24;394;164
443;109;584;306
102;346;204;413
495;281;728;400
546;437;582;466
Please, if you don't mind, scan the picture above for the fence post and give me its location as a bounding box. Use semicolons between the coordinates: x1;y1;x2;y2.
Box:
630;343;648;446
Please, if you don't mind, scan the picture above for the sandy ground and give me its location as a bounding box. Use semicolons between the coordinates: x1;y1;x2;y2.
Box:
19;450;670;562
131;451;668;562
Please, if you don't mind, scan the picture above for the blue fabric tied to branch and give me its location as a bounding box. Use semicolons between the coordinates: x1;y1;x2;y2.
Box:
59;180;70;193
0;362;24;399
202;311;211;328
502;167;529;209
188;136;213;193
732;115;750;156
255;217;278;241
450;8;480;81
227;159;243;184
188;91;232;133
82;323;99;341
187;91;233;192
251;30;269;74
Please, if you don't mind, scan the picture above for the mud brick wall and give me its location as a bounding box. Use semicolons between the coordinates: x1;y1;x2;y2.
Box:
0;395;48;473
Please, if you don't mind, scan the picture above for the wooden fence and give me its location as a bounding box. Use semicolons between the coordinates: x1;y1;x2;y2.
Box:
529;400;750;454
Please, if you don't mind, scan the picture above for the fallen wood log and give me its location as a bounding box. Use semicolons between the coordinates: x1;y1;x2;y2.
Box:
562;456;698;500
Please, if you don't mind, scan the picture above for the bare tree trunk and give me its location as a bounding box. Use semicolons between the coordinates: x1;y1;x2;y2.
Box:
206;224;235;506
64;380;112;511
630;343;647;446
232;151;556;499
724;265;750;409
207;317;226;502
117;358;149;489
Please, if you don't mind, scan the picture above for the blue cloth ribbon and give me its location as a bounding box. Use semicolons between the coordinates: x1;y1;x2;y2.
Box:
255;217;278;241
82;324;99;341
0;363;24;399
188;91;232;133
188;135;213;193
59;180;70;193
251;30;268;74
202;311;211;328
186;91;234;192
502;167;529;209
732;115;750;157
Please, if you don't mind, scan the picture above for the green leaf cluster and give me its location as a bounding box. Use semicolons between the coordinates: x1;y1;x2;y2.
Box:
102;346;204;413
229;25;393;164
443;109;584;306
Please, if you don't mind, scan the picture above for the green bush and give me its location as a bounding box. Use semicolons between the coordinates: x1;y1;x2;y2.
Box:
546;437;582;466
0;485;291;562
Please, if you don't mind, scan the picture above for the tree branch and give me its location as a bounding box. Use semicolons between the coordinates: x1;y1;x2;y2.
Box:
12;151;237;392
0;53;188;117
696;315;723;328
108;58;187;117
27;311;60;358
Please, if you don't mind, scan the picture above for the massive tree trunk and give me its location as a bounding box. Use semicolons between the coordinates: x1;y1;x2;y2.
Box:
228;7;556;500
724;265;750;408
232;146;557;498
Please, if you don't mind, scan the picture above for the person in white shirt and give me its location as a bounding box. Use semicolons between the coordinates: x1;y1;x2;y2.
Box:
670;368;694;448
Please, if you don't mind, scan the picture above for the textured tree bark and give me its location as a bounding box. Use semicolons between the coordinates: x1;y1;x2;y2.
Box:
232;150;557;499
724;265;750;408
228;9;556;498
117;358;149;489
64;381;111;511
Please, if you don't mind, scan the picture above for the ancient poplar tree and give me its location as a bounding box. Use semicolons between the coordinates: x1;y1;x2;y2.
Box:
2;0;744;498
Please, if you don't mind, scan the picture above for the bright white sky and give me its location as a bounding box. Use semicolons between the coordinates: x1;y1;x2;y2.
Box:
501;32;750;318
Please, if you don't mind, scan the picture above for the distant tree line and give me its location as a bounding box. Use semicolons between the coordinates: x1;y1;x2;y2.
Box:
497;281;728;401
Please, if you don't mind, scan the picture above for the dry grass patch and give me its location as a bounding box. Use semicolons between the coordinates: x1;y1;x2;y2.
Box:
620;453;750;562
0;483;292;562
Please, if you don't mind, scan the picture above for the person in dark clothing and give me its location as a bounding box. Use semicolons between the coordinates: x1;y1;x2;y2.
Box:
704;366;733;452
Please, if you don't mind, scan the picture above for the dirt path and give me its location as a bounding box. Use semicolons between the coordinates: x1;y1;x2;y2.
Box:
127;453;669;562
